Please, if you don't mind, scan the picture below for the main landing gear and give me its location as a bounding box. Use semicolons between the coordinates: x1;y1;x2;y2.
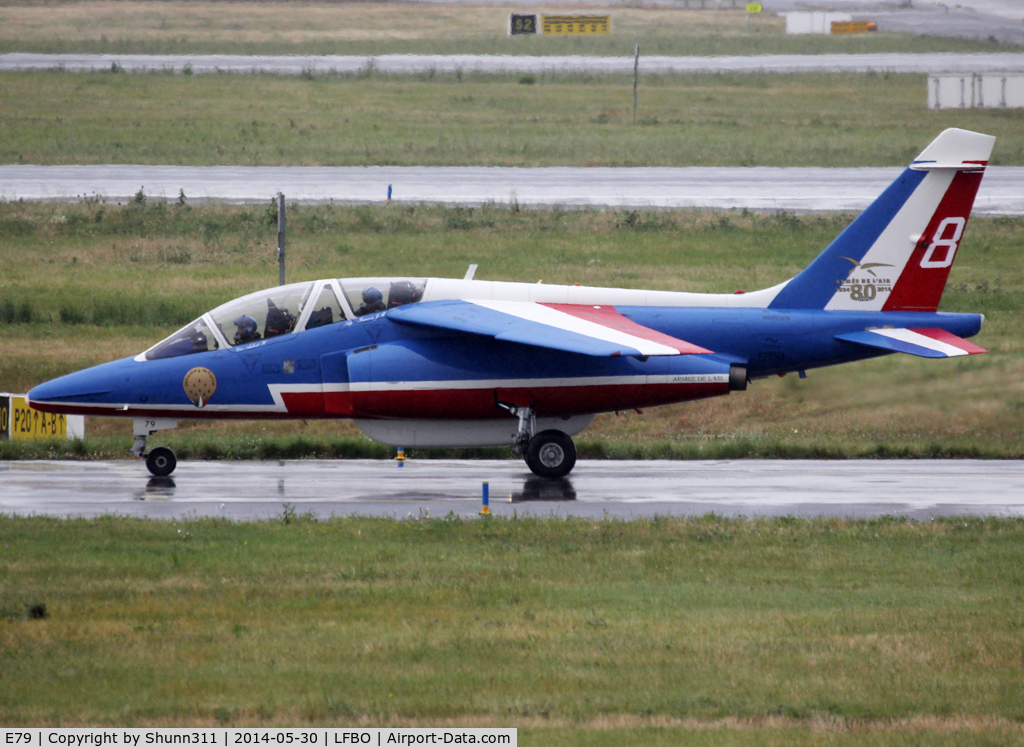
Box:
525;430;577;479
500;404;578;479
132;418;179;477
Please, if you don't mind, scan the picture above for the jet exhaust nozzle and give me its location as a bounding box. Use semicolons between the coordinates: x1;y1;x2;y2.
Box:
729;364;748;391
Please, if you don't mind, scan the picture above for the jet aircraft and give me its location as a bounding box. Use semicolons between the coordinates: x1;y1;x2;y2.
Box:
29;128;992;479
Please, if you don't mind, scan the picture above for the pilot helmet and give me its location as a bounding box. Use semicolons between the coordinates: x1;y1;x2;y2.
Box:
362;286;383;304
234;314;258;336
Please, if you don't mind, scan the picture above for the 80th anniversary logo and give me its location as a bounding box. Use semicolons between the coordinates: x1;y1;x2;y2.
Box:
1;731;514;747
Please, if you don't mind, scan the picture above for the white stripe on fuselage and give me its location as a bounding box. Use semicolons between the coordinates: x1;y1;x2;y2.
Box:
421;277;788;309
344;373;728;392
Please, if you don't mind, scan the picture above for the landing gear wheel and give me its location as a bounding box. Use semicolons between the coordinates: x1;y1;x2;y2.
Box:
525;430;577;479
146;446;177;477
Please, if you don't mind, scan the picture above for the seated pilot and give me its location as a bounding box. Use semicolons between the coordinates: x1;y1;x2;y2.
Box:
387;279;421;308
233;314;262;345
356;286;386;316
305;306;334;330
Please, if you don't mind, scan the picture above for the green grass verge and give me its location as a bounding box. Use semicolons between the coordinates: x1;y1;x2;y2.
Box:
1;514;1023;742
4;70;1024;167
1;201;1022;460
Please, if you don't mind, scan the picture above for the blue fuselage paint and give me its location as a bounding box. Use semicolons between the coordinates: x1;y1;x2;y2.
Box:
622;306;983;376
28;304;984;419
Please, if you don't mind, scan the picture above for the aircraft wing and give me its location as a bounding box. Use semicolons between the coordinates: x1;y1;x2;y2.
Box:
388;300;711;357
834;328;987;358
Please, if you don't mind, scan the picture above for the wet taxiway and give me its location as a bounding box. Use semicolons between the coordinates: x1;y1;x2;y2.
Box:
1;459;1021;521
4;52;1024;76
3;164;1023;215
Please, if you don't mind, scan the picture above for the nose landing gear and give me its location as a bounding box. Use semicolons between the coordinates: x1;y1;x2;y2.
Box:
132;418;179;476
145;447;177;477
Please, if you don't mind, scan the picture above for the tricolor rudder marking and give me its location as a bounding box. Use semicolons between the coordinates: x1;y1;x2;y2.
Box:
883;170;985;311
768;128;995;313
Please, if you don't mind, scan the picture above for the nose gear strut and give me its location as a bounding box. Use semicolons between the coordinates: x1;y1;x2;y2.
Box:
132;418;179;476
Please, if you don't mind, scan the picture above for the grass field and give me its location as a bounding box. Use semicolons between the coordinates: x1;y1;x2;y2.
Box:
1;514;1023;743
4;70;1024;167
1;1;1019;57
2;200;1022;462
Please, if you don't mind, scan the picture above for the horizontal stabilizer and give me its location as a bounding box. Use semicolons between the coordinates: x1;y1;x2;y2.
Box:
910;128;994;171
389;300;711;357
835;327;987;359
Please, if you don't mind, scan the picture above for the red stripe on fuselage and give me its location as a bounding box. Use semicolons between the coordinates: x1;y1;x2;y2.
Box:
348;381;729;419
540;303;712;354
277;391;327;416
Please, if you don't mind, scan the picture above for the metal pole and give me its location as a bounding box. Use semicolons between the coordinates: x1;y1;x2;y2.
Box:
277;193;286;286
633;43;640;125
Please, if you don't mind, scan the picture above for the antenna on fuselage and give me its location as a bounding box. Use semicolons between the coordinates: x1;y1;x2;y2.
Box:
464;264;478;281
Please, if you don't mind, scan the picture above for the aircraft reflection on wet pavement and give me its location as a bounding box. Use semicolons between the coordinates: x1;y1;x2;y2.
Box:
513;477;577;502
136;476;177;501
134;475;579;505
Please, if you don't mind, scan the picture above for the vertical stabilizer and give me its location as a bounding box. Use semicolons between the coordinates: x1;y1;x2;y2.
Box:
768;128;995;312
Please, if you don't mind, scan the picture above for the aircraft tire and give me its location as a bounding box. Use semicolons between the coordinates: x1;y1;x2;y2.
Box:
146;446;177;477
525;430;577;479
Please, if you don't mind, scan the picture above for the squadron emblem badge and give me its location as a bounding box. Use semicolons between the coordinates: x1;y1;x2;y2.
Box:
183;367;217;408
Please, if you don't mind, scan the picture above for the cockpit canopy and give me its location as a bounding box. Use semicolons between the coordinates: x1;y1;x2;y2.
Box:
141;278;426;361
210;282;312;346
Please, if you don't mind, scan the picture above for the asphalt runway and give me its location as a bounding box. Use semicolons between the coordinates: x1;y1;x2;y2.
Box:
1;458;1022;521
4;164;1023;214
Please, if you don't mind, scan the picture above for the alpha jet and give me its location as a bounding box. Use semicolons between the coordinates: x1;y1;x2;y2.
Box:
29;128;992;478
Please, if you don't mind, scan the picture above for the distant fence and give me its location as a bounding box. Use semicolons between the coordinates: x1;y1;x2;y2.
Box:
928;73;1024;109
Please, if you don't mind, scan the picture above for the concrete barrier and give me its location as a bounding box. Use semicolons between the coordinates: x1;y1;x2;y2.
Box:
928;73;1024;109
785;12;852;34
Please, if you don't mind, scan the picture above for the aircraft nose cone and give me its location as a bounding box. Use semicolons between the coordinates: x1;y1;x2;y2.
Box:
28;374;113;408
32;369;114;399
27;359;128;408
27;378;63;404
